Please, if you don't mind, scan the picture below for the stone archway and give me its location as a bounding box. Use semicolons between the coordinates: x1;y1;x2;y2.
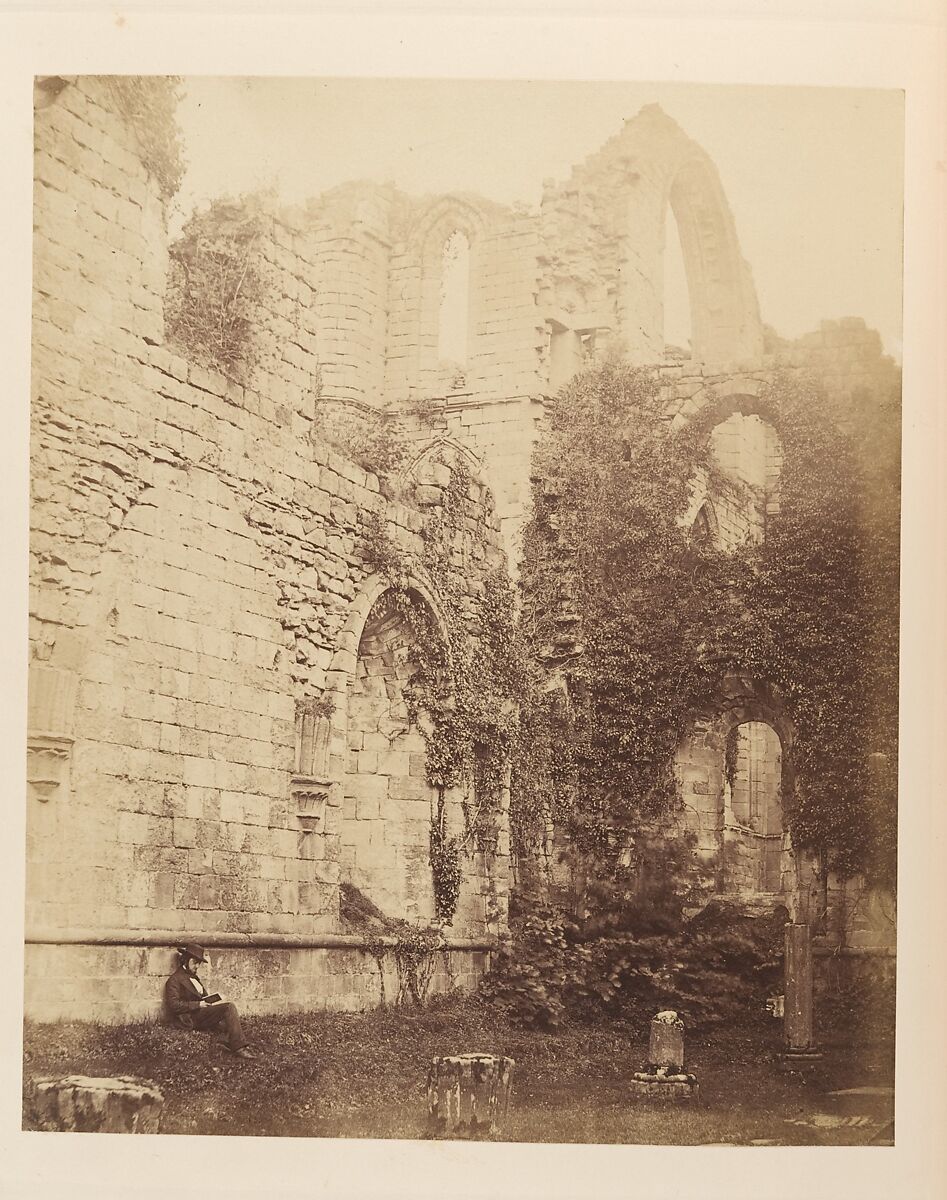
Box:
339;585;445;922
675;676;795;904
679;389;784;549
547;104;764;368
326;570;509;933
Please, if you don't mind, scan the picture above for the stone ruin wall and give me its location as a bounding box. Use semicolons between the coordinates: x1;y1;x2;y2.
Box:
28;77;510;1022
27;79;898;1022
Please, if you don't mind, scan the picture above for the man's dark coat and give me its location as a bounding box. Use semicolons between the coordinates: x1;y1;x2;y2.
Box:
164;965;207;1029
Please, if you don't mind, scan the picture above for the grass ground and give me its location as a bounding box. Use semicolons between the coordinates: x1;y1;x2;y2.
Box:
22;994;894;1144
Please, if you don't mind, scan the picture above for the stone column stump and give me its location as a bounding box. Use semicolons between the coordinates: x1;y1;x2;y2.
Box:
427;1053;514;1137
780;922;823;1067
630;1012;699;1103
27;1075;164;1133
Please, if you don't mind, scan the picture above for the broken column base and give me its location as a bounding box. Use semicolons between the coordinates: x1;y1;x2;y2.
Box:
630;1071;699;1103
427;1053;515;1138
26;1075;164;1133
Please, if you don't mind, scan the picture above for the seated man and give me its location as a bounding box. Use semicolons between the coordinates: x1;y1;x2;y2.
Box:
164;943;256;1060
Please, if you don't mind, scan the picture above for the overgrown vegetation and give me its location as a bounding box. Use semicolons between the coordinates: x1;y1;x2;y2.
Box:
104;75;186;200
165;196;267;380
310;400;407;478
513;360;899;907
481;843;785;1031
339;882;444;1006
360;457;526;924
21;997;893;1143
743;374;900;880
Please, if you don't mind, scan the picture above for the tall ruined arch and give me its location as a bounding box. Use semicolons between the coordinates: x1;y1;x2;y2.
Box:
552;105;764;367
662;153;760;366
340;584;449;922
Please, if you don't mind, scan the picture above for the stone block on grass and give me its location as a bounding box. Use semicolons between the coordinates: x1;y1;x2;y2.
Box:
27;1075;164;1133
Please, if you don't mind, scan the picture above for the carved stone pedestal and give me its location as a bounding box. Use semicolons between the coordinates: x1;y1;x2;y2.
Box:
629;1075;700;1102
427;1053;515;1137
629;1011;699;1104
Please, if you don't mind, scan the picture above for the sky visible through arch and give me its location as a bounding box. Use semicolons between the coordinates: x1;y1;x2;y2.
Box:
173;78;904;361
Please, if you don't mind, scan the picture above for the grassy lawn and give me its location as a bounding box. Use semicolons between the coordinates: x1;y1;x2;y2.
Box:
22;995;894;1145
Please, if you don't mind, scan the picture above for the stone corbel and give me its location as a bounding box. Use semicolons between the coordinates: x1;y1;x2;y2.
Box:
291;777;332;830
27;664;78;803
27;734;74;803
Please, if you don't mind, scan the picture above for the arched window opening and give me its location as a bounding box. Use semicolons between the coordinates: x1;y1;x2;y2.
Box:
691;501;716;548
341;590;442;922
723;721;783;893
437;230;470;369
662;204;692;359
706;411;782;548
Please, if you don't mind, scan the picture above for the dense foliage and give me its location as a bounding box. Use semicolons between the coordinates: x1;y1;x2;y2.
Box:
361;458;526;924
513;360;899;896
165;197;266;379
743;374;900;879
481;881;785;1031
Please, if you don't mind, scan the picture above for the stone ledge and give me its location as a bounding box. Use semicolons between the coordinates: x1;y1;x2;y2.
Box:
25;927;499;952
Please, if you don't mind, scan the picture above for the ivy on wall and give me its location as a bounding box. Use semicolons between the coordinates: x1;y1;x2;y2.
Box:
361;457;526;924
743;372;900;880
515;359;899;891
104;76;186;201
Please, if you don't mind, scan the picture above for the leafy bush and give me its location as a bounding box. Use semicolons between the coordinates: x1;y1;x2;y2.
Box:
312;401;410;478
165;197;267;380
481;891;784;1032
816;956;896;1044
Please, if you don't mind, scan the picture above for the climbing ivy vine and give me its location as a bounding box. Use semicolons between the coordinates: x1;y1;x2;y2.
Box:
743;372;900;880
104;75;185;201
360;457;526;924
515;359;899;889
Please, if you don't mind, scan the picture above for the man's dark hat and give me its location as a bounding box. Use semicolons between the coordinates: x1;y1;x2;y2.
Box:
178;942;208;963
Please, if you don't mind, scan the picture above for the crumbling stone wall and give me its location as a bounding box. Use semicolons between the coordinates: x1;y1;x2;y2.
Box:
538;105;764;368
28;79;898;1021
28;77;509;1023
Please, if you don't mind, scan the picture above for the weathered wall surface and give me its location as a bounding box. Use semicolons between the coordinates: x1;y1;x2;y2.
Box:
28;77;509;1023
538;105;764;369
25;940;489;1025
28;79;898;1021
